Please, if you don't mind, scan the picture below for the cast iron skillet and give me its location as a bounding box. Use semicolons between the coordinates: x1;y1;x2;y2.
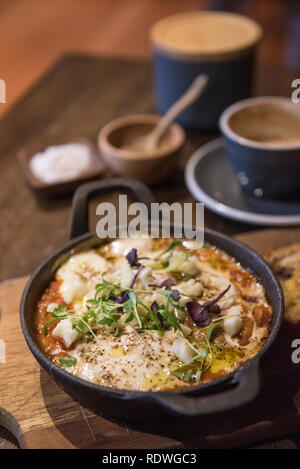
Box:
20;178;283;419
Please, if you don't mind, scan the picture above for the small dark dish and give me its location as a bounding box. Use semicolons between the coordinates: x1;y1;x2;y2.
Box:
20;178;283;419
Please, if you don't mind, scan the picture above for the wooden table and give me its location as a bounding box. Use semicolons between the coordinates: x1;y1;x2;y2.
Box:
0;54;300;449
0;0;300;450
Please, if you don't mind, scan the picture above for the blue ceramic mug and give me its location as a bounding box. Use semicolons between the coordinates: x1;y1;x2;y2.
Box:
219;96;300;199
151;11;262;129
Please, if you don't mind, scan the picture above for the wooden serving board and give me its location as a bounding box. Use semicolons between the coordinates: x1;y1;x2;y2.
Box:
0;228;300;449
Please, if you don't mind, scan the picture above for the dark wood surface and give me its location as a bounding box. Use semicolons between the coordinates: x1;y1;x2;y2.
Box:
0;277;188;450
0;54;298;283
0;54;299;449
1;0;300;451
1;0;296;119
1;230;300;449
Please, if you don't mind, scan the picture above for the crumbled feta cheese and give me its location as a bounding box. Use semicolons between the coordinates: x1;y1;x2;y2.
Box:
227;305;242;316
52;318;79;348
172;336;197;363
179;279;203;305
139;266;152;287
223;316;243;337
182;256;200;276
46;302;59;313
120;264;135;288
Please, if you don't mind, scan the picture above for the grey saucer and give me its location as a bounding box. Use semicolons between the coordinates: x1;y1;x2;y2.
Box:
185;138;300;226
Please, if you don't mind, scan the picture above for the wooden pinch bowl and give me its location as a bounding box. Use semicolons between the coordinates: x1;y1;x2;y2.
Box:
98;114;185;185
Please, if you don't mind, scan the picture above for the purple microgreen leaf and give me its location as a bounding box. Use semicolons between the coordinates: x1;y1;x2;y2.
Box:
126;248;138;267
148;278;175;289
108;291;129;313
108;291;129;304
151;301;159;312
197;316;211;327
157;312;168;330
208;285;231;307
109;295;122;304
203;301;221;315
186;285;231;327
129;264;143;289
171;289;181;301
186;301;211;327
125;249;149;267
121;291;129;303
161;278;176;288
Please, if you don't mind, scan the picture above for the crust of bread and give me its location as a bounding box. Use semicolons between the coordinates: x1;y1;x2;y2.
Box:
264;243;300;323
264;242;300;279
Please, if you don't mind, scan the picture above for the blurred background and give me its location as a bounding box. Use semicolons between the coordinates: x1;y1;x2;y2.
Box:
0;0;300;117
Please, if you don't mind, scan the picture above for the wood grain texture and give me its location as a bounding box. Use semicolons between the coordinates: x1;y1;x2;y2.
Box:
0;0;291;118
0;0;299;451
0;54;298;284
0;229;300;449
0;51;299;448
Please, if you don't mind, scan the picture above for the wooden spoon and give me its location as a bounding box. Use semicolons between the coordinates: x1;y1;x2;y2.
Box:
128;74;208;152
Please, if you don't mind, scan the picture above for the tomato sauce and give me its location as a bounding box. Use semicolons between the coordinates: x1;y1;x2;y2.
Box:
35;279;69;364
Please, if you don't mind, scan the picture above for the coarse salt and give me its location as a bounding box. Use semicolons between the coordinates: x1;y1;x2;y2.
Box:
29;143;92;184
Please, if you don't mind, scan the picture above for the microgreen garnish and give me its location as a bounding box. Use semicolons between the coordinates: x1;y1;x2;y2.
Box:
186;302;211;327
171;289;181;301
94;274;123;300
126;248;149;267
171;349;207;383
45;242;232;387
43;318;55;336
148;278;175;289
206;284;231;308
59;356;77;367
148;279;181;302
157;312;168;330
126;248;139;266
109;291;129;304
206;320;224;342
124;290;142;328
157;240;183;258
129;264;143;289
139;288;184;334
51;304;69;319
186;285;231;327
109;291;129;312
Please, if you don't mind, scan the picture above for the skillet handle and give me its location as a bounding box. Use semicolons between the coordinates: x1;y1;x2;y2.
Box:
70;178;155;239
148;361;260;417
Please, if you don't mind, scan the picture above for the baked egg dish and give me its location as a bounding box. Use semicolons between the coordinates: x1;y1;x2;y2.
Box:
36;238;272;391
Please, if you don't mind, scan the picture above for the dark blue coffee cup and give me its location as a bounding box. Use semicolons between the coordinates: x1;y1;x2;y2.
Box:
151;11;262;129
220;97;300;199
